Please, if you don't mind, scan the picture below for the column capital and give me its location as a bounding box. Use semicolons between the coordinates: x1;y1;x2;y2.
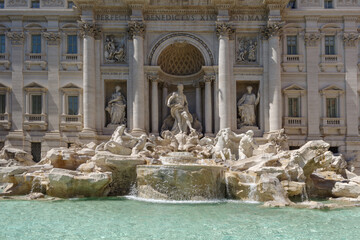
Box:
42;32;61;45
304;32;321;47
260;22;284;40
128;21;146;39
216;22;234;38
78;20;101;38
6;32;24;45
147;74;159;83
343;32;360;48
204;75;215;83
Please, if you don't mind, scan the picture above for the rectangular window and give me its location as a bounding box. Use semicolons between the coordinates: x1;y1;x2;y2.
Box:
288;97;300;117
326;98;338;118
31;142;41;163
68;96;78;115
68;1;75;8
288;0;296;9
67;35;78;54
0;1;4;9
287;36;297;55
324;0;333;9
31;95;42;114
31;35;41;54
325;36;335;55
31;0;40;8
0;94;5;114
0;34;5;53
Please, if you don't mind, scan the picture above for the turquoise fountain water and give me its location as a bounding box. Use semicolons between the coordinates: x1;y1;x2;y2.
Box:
1;198;360;240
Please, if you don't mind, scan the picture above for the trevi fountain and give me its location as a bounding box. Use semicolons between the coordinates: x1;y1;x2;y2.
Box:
1;84;360;239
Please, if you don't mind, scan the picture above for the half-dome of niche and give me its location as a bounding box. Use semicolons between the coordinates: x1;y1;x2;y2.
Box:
158;42;205;76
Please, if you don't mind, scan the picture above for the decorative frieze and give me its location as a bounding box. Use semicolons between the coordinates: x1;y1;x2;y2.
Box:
260;22;283;40
104;35;127;63
42;32;61;45
42;0;65;7
304;32;321;47
7;0;27;7
215;22;234;38
236;36;258;64
78;21;101;38
128;21;145;39
6;32;25;45
343;33;360;47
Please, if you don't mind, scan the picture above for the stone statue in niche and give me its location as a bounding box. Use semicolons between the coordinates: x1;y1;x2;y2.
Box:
167;84;195;134
237;86;260;127
105;86;126;126
104;36;126;63
236;37;258;63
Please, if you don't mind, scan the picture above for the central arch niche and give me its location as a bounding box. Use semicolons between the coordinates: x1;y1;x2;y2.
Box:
158;42;205;76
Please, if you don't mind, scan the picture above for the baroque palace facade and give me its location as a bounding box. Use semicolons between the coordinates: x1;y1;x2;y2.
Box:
0;0;360;169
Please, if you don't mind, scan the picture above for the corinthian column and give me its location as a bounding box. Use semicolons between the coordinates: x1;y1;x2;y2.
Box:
216;22;234;129
79;21;100;132
149;75;159;134
262;23;283;131
128;21;146;134
204;75;214;134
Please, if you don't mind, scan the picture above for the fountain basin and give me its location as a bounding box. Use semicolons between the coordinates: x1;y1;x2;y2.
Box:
136;165;226;200
159;152;198;165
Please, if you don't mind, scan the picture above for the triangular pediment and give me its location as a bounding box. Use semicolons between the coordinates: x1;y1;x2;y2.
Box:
61;83;81;89
321;85;343;92
283;84;305;92
24;82;47;92
0;83;10;91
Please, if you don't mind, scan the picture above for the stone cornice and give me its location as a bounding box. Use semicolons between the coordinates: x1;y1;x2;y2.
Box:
128;21;145;39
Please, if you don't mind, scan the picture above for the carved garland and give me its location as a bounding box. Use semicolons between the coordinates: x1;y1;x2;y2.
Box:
304;32;321;47
343;32;360;47
6;32;25;45
42;32;61;45
148;32;214;65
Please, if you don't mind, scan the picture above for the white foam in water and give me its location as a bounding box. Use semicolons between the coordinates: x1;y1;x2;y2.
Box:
124;195;260;204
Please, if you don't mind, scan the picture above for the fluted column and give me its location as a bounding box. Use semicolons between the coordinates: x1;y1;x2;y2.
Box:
62;93;66;115
128;21;146;134
162;82;168;121
79;21;100;132
204;75;214;134
216;22;234;129
262;23;282;131
149;75;159;134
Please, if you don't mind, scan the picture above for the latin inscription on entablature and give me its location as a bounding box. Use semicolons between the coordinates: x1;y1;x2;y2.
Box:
144;14;216;21
231;15;267;21
150;0;211;6
95;14;130;21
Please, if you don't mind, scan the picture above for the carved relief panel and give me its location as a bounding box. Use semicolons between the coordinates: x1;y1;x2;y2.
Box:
7;0;28;7
104;34;127;64
42;0;65;7
235;35;258;64
299;0;321;7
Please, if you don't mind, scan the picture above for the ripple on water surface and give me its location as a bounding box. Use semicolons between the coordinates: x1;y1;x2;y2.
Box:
1;197;360;240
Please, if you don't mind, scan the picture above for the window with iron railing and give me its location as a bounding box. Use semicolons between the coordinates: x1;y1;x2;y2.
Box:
326;97;338;118
325;36;335;55
67;35;78;54
288;97;300;117
287;36;298;55
31;35;41;54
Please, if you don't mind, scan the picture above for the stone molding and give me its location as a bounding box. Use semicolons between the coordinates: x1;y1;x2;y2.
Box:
343;33;360;48
42;32;61;45
260;22;283;40
304;32;321;47
78;21;101;38
216;22;234;38
42;0;65;7
128;21;146;39
6;32;25;45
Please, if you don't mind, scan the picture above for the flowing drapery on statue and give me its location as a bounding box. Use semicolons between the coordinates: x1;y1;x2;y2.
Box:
167;84;195;134
105;86;127;126
237;86;260;127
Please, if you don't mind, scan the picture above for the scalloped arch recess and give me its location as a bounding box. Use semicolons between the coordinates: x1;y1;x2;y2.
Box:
158;42;205;76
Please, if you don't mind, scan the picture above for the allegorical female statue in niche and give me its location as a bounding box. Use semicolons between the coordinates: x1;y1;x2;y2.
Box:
237;86;260;127
105;85;126;126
